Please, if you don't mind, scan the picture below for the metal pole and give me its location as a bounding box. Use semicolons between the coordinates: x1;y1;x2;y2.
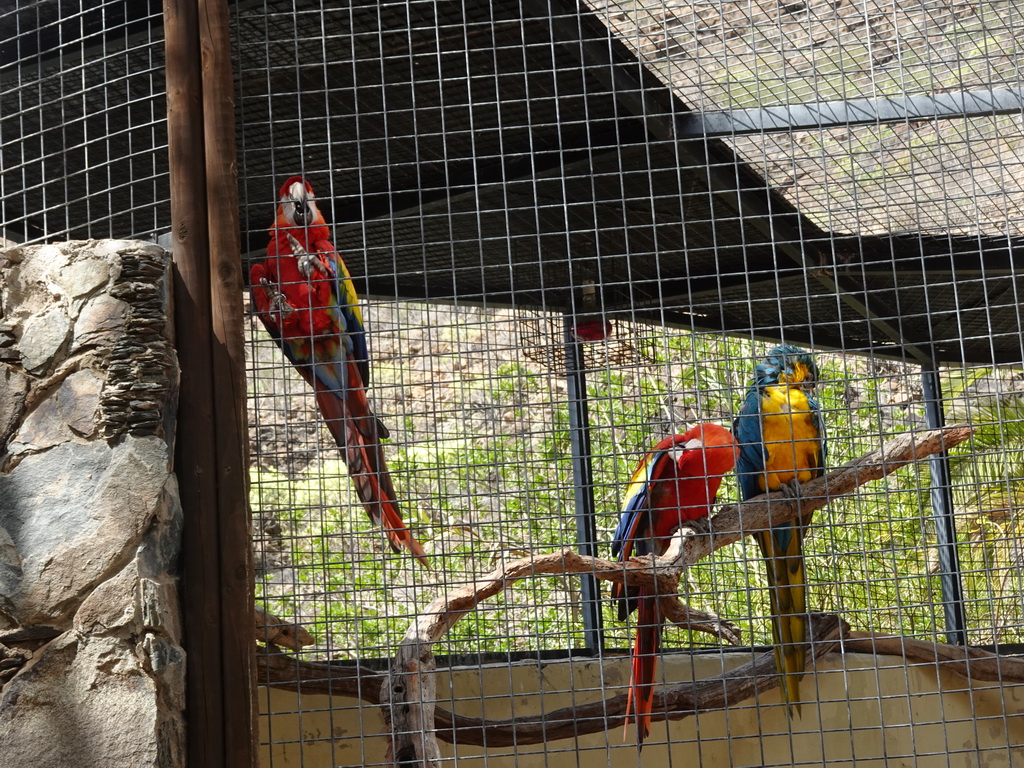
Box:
921;362;969;645
563;315;604;653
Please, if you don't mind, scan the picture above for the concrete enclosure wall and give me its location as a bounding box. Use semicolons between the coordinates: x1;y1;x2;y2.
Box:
259;650;1024;767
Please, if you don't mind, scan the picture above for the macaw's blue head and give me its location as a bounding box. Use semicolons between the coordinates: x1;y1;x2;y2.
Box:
755;344;819;390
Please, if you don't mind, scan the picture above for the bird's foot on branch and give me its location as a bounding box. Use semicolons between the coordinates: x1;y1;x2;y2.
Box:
680;516;713;539
779;477;804;500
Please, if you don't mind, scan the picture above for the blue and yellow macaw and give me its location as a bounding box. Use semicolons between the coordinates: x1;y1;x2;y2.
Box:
733;345;826;715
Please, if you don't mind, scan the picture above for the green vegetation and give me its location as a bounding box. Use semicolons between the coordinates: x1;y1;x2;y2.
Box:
250;307;1024;660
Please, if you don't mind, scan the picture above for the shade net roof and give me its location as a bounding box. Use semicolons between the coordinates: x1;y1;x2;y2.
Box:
1;0;1023;363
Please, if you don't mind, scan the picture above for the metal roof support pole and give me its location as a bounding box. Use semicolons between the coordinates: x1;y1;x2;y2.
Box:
564;317;604;653
921;362;969;645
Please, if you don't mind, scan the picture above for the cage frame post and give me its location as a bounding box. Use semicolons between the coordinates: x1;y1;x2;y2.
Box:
921;361;969;645
165;0;257;764
563;315;605;653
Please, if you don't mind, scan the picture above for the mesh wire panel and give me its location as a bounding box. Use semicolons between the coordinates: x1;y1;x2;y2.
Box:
2;0;1024;765
0;0;168;243
236;1;1024;765
589;0;1024;237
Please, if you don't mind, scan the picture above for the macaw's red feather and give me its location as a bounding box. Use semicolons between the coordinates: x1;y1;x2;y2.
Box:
312;370;427;566
611;422;738;747
250;175;428;567
624;590;661;745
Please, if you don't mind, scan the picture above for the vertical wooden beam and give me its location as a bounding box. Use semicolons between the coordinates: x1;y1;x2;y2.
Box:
199;0;257;760
165;0;255;765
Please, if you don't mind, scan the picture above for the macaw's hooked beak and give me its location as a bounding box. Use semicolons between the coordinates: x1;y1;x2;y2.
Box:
286;180;312;226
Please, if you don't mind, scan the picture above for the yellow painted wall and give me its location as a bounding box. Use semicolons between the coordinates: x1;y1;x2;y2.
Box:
259;651;1024;767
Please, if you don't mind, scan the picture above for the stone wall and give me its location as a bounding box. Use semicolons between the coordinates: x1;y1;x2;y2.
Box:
0;241;183;767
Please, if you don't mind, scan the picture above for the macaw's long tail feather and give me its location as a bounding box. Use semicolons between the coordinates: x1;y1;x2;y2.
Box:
313;386;429;568
757;528;807;717
624;592;661;748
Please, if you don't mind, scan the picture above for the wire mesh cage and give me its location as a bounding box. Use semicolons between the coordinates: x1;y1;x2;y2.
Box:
3;0;1024;765
0;1;168;243
232;0;1024;764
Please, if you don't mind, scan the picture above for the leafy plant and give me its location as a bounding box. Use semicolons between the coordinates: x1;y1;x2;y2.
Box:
249;307;1023;661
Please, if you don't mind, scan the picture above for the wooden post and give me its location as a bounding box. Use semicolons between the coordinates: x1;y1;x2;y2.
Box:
199;0;257;761
165;0;256;765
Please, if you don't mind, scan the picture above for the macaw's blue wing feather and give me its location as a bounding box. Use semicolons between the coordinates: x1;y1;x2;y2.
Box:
733;388;768;502
611;446;675;559
318;242;371;386
809;391;828;470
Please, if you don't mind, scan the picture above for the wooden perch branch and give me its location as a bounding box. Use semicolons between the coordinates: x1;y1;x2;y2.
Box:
660;600;742;646
255;606;315;651
255;620;1024;704
432;612;846;747
844;631;1024;683
386;424;974;652
256;651;382;699
379;424;975;765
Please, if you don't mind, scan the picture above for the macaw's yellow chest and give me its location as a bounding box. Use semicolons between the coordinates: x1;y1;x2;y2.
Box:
758;385;822;492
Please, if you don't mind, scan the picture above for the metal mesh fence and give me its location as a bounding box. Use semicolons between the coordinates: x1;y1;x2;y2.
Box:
0;1;168;243
2;0;1024;765
235;1;1024;763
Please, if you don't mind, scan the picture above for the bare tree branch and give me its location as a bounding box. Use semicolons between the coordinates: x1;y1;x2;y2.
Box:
389;424;974;650
432;612;846;747
844;631;1024;683
659;599;743;645
255;606;315;651
252;425;978;764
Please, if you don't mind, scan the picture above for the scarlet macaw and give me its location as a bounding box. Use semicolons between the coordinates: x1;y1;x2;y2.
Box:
733;345;826;714
611;423;738;746
249;176;428;566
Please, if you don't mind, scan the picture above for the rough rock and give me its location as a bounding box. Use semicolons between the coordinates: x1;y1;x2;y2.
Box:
0;365;29;445
9;369;102;452
0;632;163;767
0;240;183;767
0;436;172;626
17;305;70;374
72;293;127;351
73;559;141;636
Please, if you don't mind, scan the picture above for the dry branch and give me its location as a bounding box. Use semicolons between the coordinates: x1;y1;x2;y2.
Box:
659;600;742;645
255;606;316;651
383;639;441;766
376;424;974;764
256;650;381;699
389;424;974;651
256;620;1024;745
432;612;846;747
844;631;1024;684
